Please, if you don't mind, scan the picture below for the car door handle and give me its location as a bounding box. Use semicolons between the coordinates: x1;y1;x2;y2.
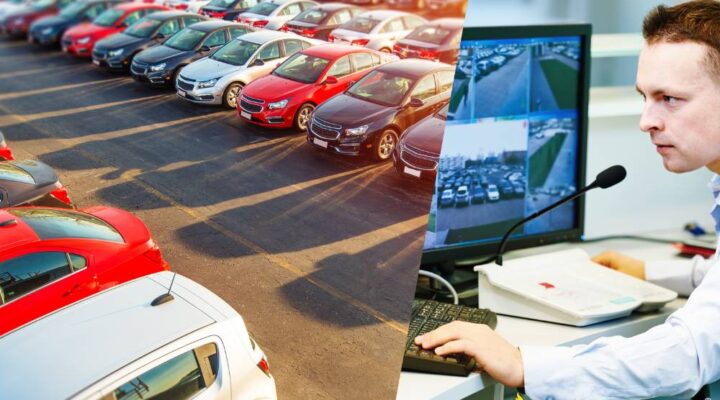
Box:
63;283;80;297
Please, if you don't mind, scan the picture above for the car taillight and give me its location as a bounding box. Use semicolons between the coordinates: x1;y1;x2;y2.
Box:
252;19;269;28
257;356;271;376
144;243;168;268
279;24;288;31
393;44;400;53
49;187;73;206
327;33;334;42
174;3;188;9
301;28;317;37
419;48;439;60
351;38;369;46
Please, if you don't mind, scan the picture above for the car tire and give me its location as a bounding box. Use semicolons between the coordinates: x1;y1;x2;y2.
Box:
379;47;391;53
372;129;398;161
223;82;244;109
293;103;314;132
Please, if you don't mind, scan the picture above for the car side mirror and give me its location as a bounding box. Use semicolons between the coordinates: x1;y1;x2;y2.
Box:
408;97;424;107
118;21;129;29
200;45;211;52
323;75;338;85
155;32;165;40
253;58;265;66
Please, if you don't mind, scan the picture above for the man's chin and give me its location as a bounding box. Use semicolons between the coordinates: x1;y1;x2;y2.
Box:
662;157;700;174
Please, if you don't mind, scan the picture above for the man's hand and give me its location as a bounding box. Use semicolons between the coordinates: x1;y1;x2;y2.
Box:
592;251;646;280
414;321;524;388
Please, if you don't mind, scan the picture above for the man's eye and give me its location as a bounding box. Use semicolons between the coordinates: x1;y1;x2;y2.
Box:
663;95;678;104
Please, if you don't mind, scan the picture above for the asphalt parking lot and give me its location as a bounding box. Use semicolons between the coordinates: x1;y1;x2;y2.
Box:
0;36;434;399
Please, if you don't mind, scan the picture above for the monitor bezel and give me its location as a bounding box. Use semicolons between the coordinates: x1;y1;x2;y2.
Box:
421;23;592;268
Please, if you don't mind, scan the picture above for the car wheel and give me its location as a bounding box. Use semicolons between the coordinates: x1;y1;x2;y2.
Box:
380;47;391;53
294;103;314;132
372;129;398;161
223;82;243;109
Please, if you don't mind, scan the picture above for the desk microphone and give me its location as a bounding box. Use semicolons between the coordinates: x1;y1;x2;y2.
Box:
493;165;627;266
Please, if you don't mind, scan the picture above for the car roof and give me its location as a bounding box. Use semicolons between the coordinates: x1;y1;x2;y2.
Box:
239;29;297;44
187;19;239;32
314;2;355;11
357;9;413;20
0;209;39;252
146;10;193;20
0;272;237;399
302;43;371;58
114;2;166;11
376;59;453;79
425;17;464;29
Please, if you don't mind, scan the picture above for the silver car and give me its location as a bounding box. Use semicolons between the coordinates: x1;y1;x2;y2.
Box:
328;10;426;53
176;30;319;108
235;0;317;30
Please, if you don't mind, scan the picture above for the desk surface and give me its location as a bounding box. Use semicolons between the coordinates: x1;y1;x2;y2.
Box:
396;234;698;400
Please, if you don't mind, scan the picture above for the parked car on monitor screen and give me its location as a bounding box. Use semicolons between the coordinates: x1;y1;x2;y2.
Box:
61;2;169;58
235;0;316;30
307;58;453;161
93;11;205;71
1;0;73;37
392;101;446;180
393;18;462;64
439;189;454;207
239;45;393;131
328;10;425;53
0;271;277;400
165;0;210;13
454;185;469;207
0;131;14;161
471;186;486;204
0;159;73;208
28;0;123;45
131;19;250;86
498;180;514;199
176;30;315;108
280;2;361;41
486;184;500;202
199;0;256;21
0;206;170;336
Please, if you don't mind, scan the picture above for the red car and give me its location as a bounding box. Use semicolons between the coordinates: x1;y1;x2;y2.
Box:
1;0;73;37
61;2;168;58
0;206;170;335
239;44;394;132
0;131;14;161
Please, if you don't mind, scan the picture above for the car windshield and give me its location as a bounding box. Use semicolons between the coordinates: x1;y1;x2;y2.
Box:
245;2;278;16
31;0;53;10
10;208;124;243
211;39;259;66
405;26;454;45
124;17;162;38
293;9;326;24
164;27;205;51
207;0;234;7
93;8;124;27
340;17;379;34
0;163;35;184
59;2;85;18
273;53;328;84
346;70;413;106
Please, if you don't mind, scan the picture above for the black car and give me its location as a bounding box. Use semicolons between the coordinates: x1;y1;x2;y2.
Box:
393;18;463;64
307;59;454;161
28;0;123;46
392;101;447;181
0;159;73;209
282;3;362;41
130;20;252;87
93;11;206;71
199;0;258;20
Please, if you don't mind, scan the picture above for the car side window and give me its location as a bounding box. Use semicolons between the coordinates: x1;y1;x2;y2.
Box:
410;74;437;101
330;10;350;25
229;27;248;39
300;1;316;10
84;4;104;20
300;40;312;49
203;30;227;48
104;343;219;400
0;252;74;305
437;70;454;94
237;0;258;10
158;19;180;36
123;10;145;26
257;41;281;61
350;52;373;72
183;16;203;27
283;39;304;56
327;55;352;77
380;17;405;34
280;3;302;16
402;16;424;30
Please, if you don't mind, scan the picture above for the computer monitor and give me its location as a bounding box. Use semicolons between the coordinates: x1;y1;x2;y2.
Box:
422;24;592;269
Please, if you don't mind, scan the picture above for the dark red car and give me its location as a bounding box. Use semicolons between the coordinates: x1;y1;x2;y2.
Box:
61;2;168;58
392;101;447;180
1;0;74;37
393;18;463;64
0;131;14;161
239;44;393;132
280;2;362;41
0;206;170;335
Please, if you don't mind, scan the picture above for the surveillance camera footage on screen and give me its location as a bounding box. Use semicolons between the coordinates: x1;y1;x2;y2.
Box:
425;34;583;251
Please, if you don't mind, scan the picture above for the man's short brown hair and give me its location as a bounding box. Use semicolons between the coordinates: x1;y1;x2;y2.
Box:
643;0;720;77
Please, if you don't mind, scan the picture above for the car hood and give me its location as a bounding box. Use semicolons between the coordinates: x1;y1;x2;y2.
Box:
315;94;396;126
401;114;444;154
330;28;369;40
136;44;187;63
31;14;71;29
64;22;110;38
12;159;59;188
243;74;309;102
181;57;241;80
96;32;144;49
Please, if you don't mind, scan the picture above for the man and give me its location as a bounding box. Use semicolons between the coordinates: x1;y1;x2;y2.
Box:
415;1;720;398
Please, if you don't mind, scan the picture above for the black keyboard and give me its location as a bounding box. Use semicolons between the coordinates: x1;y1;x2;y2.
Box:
402;299;497;376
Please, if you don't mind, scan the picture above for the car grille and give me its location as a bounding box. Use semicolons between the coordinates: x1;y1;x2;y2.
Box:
131;60;148;75
240;97;263;113
310;117;341;140
176;79;194;92
93;49;106;59
400;143;438;170
242;94;265;104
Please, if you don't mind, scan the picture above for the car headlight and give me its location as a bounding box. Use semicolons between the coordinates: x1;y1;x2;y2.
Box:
268;99;289;110
77;36;90;45
346;124;368;136
150;62;166;72
41;27;53;35
108;48;124;57
197;78;218;89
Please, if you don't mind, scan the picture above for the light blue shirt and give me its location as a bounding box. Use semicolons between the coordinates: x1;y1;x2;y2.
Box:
522;175;720;400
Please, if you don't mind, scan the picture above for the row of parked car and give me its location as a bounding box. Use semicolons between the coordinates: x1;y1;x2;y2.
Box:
0;134;277;399
437;166;527;207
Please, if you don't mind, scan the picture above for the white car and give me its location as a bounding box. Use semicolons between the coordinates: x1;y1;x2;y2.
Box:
236;0;317;30
176;30;320;108
165;0;212;13
486;184;500;201
0;271;277;400
328;10;426;53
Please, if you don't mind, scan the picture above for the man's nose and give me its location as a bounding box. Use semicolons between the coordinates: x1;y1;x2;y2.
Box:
639;102;663;133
